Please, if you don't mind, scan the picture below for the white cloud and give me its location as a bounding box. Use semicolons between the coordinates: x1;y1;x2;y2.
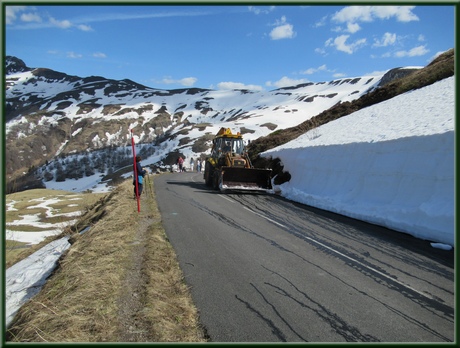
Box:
331;26;341;33
93;52;107;58
50;17;72;29
7;6;92;31
179;77;198;87
217;81;263;91
77;24;93;31
373;32;397;47
5;6;27;24
48;17;92;31
7;7;213;30
266;76;310;89
333;6;374;23
274;16;287;26
270;24;295;40
315;47;327;55
20;12;42;23
394;45;429;57
314;15;328;28
373;6;419;22
66;52;83;59
301;64;328;75
332;6;419;24
346;22;361;33
326;35;367;54
248;6;275;15
270;24;296;40
269;16;296;40
161;77;198;87
333;22;361;34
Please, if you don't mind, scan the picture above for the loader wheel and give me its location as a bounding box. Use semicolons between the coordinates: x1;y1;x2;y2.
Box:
204;162;213;187
212;169;221;190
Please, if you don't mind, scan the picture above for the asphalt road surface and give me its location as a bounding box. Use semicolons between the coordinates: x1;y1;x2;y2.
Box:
154;171;454;343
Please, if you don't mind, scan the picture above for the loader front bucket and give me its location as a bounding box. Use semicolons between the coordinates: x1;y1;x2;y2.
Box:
220;167;272;191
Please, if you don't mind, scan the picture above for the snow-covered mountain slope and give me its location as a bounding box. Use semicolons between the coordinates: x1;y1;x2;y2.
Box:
6;55;420;187
6;60;384;139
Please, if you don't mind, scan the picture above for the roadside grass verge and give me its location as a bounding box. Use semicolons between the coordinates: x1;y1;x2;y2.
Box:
6;178;207;343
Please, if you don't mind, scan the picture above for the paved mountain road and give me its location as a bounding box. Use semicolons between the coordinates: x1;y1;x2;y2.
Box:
153;172;454;343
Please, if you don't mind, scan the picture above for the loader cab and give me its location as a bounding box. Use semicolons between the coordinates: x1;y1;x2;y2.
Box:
212;137;245;157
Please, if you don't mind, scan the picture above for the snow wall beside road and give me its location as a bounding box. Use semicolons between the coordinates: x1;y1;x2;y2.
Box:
270;131;454;246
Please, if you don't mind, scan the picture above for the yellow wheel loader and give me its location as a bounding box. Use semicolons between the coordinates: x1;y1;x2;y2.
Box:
204;127;272;192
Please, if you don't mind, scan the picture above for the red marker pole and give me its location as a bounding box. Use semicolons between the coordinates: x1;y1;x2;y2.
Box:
131;129;140;212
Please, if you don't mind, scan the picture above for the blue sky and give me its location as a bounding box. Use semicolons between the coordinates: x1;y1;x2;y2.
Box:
4;3;456;91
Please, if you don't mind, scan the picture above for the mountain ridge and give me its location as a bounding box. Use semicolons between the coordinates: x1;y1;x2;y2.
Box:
4;49;454;193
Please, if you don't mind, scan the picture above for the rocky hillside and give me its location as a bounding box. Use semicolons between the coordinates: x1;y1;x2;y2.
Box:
4;49;454;193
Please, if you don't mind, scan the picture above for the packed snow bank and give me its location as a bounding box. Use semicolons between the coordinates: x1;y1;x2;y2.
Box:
5;237;71;328
262;76;455;247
